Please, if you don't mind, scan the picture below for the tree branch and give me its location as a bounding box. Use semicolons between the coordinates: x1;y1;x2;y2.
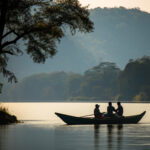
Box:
2;30;13;39
1;28;20;39
0;50;14;55
1;27;44;49
1;31;28;49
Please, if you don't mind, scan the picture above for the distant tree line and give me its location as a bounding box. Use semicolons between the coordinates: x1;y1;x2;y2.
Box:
0;56;150;102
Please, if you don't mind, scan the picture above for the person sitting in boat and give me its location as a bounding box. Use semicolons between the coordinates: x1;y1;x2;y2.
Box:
116;102;123;116
94;104;103;119
107;102;116;117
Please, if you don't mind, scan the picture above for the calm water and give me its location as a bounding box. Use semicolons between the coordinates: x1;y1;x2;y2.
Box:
0;102;150;150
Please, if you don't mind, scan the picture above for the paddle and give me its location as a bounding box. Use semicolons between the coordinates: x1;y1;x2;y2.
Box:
80;112;106;118
80;114;94;117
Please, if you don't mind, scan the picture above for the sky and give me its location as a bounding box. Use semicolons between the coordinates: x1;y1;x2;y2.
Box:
79;0;150;13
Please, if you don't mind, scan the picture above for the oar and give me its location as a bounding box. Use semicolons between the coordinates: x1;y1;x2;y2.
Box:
80;114;94;117
80;112;106;118
80;112;107;118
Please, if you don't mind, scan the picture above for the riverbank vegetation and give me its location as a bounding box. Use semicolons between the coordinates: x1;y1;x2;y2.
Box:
1;56;150;102
0;105;18;124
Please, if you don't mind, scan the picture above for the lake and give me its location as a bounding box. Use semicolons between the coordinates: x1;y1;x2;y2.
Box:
0;102;150;150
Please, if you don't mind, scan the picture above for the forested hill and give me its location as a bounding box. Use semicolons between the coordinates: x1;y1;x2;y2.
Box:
7;7;150;79
1;56;150;102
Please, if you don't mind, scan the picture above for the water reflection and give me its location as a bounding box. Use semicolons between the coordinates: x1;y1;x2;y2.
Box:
94;124;123;150
116;125;123;150
1;123;150;150
107;124;114;149
94;125;101;150
0;125;8;150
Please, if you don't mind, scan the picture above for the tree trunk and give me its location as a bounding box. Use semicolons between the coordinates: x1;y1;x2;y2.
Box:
0;0;8;53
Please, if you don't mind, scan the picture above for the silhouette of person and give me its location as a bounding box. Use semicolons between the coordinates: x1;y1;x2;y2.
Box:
116;102;123;116
94;104;103;119
107;102;116;117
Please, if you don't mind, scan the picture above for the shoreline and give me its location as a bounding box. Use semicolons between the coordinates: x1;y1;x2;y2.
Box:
0;110;18;125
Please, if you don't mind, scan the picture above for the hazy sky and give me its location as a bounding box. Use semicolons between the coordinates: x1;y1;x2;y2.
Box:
79;0;150;13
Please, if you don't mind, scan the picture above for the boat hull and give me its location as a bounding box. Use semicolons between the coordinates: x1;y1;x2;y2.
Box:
55;111;146;125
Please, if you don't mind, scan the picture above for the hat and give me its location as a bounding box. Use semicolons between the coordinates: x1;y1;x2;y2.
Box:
117;102;121;105
95;104;100;107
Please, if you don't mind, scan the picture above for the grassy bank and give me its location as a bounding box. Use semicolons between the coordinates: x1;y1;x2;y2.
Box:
0;105;18;125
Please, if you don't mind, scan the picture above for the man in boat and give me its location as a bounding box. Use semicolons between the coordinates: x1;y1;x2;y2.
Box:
94;104;103;119
116;102;123;116
107;102;116;117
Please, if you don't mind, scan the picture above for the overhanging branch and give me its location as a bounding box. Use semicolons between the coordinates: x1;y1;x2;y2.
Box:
0;50;14;55
1;27;41;49
1;31;29;49
2;30;13;39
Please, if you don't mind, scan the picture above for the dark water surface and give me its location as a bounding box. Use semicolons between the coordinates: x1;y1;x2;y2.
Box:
0;102;150;150
0;123;150;150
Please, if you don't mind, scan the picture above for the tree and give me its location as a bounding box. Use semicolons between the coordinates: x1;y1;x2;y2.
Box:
0;83;2;93
65;73;83;97
118;56;150;101
79;62;120;100
0;0;93;82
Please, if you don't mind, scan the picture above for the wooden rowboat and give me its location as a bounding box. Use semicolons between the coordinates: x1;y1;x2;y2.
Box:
55;111;146;125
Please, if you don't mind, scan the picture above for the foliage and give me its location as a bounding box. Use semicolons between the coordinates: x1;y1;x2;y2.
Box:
1;57;150;102
0;103;18;124
0;104;9;114
4;7;150;80
118;56;150;101
0;0;93;82
0;62;121;101
79;62;120;100
65;73;83;97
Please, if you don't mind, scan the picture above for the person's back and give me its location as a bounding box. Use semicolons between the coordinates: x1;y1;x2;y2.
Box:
107;102;116;117
94;104;102;119
116;102;123;116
